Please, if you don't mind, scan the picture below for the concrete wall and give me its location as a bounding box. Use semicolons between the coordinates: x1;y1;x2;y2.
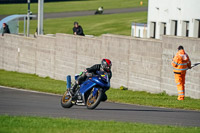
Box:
0;34;199;99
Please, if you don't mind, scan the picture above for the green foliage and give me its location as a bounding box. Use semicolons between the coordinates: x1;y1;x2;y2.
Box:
0;0;148;15
0;69;200;110
19;12;147;36
0;115;200;133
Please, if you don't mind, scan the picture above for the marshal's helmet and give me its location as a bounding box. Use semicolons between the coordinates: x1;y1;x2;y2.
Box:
101;59;112;72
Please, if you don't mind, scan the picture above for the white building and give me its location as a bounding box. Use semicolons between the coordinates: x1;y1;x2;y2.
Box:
132;0;200;39
131;23;147;38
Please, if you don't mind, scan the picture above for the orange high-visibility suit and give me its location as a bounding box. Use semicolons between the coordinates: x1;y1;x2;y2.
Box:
171;49;191;100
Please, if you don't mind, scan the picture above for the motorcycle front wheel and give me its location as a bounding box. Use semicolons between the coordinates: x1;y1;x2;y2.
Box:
61;90;73;108
86;88;103;110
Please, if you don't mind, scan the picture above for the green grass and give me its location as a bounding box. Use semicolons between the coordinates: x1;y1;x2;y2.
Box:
19;12;147;36
0;0;148;15
0;69;200;110
107;89;200;110
0;115;200;133
0;69;66;94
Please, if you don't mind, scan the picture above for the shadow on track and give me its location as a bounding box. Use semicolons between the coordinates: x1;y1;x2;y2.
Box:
95;108;192;113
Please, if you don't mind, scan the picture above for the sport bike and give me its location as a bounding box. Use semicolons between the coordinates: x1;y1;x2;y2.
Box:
61;71;110;110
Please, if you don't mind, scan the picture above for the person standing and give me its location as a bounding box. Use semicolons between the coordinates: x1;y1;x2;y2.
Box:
171;46;191;100
2;23;10;36
73;22;85;36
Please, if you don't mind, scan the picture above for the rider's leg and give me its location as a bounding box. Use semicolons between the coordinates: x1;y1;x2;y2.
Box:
70;81;78;94
70;72;87;94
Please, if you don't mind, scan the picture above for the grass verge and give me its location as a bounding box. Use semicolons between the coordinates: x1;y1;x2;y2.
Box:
0;0;148;15
19;12;147;36
0;69;200;110
0;69;66;94
0;115;200;133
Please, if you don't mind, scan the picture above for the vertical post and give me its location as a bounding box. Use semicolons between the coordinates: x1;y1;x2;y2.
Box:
24;17;26;36
38;0;44;35
67;75;71;89
27;0;30;37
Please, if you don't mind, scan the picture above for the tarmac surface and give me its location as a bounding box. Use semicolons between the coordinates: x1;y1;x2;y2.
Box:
0;7;148;20
0;86;200;127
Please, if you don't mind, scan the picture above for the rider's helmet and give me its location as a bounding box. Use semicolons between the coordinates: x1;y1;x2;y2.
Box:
101;59;112;72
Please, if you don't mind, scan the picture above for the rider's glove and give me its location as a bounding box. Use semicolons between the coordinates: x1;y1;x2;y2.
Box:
86;72;93;77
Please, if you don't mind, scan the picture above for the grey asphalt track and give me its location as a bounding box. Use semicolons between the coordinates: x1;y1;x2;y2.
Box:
0;7;148;20
0;86;200;127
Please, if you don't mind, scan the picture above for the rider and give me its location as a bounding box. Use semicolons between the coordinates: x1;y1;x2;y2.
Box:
70;59;112;97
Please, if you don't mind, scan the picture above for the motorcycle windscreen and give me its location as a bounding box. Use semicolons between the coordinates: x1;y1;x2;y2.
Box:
79;80;96;94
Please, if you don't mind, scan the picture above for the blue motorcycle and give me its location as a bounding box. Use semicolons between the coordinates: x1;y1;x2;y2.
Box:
61;71;110;110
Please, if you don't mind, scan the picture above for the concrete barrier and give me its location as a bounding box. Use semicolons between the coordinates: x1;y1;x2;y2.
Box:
0;33;199;99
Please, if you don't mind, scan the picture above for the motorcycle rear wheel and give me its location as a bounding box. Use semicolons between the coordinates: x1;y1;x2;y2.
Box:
86;88;102;110
61;90;73;108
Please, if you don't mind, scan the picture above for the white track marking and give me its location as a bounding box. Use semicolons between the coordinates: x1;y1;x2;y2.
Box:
0;86;62;96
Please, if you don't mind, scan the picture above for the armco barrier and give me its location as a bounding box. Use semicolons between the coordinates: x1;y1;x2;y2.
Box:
0;34;199;99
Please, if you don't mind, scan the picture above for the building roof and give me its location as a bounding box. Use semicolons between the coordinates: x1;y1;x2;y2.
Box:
0;14;36;29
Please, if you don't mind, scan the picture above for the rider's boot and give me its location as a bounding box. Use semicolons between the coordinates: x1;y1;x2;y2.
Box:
101;92;107;102
70;82;78;96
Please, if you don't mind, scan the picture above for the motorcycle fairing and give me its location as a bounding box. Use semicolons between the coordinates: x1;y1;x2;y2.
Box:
79;80;96;95
79;73;110;96
91;77;110;89
92;87;99;96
